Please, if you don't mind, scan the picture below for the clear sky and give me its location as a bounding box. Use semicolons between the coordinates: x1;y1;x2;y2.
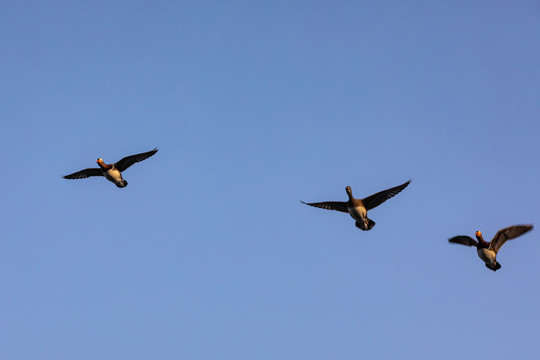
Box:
1;1;539;359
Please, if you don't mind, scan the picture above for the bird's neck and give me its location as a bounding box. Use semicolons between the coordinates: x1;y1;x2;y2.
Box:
476;235;489;247
98;162;112;170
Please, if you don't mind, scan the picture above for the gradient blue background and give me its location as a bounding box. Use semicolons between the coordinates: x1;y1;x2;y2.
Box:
1;1;539;359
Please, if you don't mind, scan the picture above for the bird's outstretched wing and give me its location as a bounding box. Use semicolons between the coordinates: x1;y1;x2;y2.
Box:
489;224;533;254
301;201;348;213
115;148;158;172
362;180;411;211
448;236;478;247
63;168;103;179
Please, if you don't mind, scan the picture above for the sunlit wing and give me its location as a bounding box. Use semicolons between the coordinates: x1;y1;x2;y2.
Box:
362;180;411;210
115;148;158;172
489;224;533;254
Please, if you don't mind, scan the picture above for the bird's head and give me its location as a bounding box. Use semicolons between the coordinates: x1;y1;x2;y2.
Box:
96;158;108;169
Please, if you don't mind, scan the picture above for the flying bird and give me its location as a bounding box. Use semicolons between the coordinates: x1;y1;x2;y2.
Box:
63;148;158;188
301;180;411;231
448;224;533;271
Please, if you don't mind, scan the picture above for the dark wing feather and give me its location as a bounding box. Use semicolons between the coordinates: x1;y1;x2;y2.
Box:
301;201;348;213
448;236;478;247
114;148;158;172
362;180;411;210
489;224;533;254
63;168;103;179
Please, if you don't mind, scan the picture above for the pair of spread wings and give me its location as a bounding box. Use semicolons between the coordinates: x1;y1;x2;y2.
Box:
302;180;411;212
63;148;158;180
448;225;533;254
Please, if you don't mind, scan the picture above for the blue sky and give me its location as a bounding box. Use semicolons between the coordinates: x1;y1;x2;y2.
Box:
1;1;539;359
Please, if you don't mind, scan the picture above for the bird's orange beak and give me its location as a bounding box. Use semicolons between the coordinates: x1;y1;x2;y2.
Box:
475;231;482;237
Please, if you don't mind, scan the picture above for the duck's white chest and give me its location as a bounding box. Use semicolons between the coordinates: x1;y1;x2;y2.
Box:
348;204;366;221
106;168;123;183
477;248;496;265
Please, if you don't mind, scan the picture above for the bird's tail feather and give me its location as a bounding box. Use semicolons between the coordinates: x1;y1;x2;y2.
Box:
355;219;376;231
485;262;502;271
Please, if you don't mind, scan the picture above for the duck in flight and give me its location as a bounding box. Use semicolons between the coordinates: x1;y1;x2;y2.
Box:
448;224;533;271
63;148;158;188
301;180;411;231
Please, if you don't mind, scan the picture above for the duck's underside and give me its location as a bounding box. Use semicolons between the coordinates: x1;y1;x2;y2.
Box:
355;219;375;231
